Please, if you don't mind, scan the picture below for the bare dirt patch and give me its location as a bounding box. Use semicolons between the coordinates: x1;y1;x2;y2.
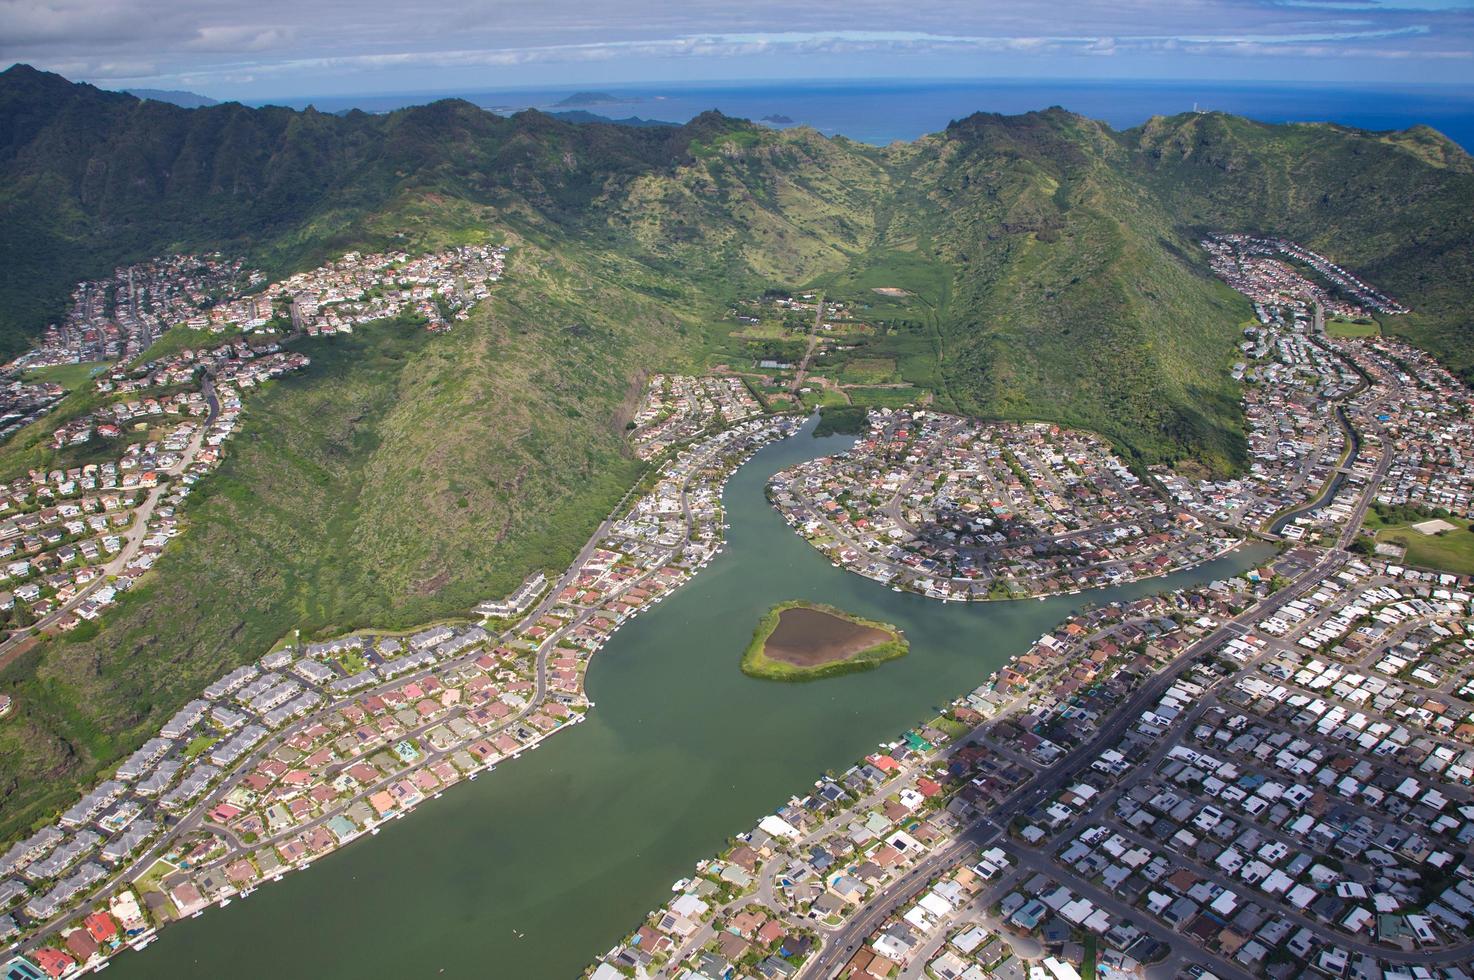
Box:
763;606;891;667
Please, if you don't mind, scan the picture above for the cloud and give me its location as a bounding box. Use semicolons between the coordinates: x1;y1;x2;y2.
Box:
184;26;297;53
142;25;1460;81
2;0;1470;91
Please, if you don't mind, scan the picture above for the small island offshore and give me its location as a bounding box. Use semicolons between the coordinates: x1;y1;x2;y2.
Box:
740;601;908;680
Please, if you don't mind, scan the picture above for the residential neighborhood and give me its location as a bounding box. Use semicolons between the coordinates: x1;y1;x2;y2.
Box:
0;342;309;643
583;241;1474;980
0;404;800;976
267;243;506;337
769;413;1235;600
631;375;765;460
6;231;1474;980
590;548;1474;980
12;254;258;372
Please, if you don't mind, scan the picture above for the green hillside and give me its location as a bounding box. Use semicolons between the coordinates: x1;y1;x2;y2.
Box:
901;110;1252;471
1127;111;1474;379
0;66;1471;841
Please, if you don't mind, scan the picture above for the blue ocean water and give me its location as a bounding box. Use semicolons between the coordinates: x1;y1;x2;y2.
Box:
284;79;1474;151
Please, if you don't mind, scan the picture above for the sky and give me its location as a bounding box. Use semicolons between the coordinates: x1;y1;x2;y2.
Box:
3;0;1473;99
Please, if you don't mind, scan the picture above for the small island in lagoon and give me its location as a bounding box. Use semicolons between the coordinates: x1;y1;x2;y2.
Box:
741;601;908;680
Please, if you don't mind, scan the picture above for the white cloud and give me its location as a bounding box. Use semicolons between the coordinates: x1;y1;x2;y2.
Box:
3;0;1470;89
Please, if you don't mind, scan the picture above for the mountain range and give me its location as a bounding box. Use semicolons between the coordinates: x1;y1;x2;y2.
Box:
0;62;1471;840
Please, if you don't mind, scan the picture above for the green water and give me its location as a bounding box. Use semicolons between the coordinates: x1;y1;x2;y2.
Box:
110;418;1271;979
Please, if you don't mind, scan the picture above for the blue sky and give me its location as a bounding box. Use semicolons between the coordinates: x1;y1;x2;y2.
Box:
3;0;1472;98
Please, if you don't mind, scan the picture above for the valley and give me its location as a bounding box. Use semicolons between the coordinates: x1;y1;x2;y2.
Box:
0;63;1472;980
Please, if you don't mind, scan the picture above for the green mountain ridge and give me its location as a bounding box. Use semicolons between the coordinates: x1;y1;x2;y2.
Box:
0;64;1470;841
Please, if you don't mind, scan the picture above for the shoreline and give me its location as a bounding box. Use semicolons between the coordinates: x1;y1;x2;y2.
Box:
739;600;909;682
3;415;802;974
779;514;1251;604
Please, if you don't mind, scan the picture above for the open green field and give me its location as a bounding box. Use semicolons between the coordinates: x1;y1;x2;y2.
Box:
22;360;109;389
808;247;954;404
727;320;794;341
1365;511;1474;576
798;388;849;410
1326;318;1381;338
845;386;922;409
813;405;870;437
183;734;219;759
740;601;908;681
839;357;897;384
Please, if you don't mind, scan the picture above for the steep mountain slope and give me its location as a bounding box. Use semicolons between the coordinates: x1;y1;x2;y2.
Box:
897;110;1251;472
1127;110;1474;378
0;65;756;357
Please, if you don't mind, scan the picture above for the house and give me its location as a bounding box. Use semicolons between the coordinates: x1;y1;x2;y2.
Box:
30;948;74;978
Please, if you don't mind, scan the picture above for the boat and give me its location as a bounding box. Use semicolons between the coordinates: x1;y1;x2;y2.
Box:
218;897;232;908
272;874;284;882
433;792;442;799
93;962;110;972
468;772;477;780
190;911;203;919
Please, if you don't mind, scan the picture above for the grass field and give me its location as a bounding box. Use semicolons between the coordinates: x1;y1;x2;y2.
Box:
839;357;897;384
845;386;922;409
728;321;794;341
813;406;870;436
1326;318;1381;338
740;601;908;681
1365;511;1474;576
799;388;850;410
22;360;109;389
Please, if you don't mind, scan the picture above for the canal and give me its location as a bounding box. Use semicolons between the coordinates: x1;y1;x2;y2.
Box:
109;417;1272;979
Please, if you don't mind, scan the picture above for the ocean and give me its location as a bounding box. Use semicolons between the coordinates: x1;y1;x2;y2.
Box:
279;78;1474;150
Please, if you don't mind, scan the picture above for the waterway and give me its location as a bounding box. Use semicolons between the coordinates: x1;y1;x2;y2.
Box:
1269;402;1361;536
109;417;1272;979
